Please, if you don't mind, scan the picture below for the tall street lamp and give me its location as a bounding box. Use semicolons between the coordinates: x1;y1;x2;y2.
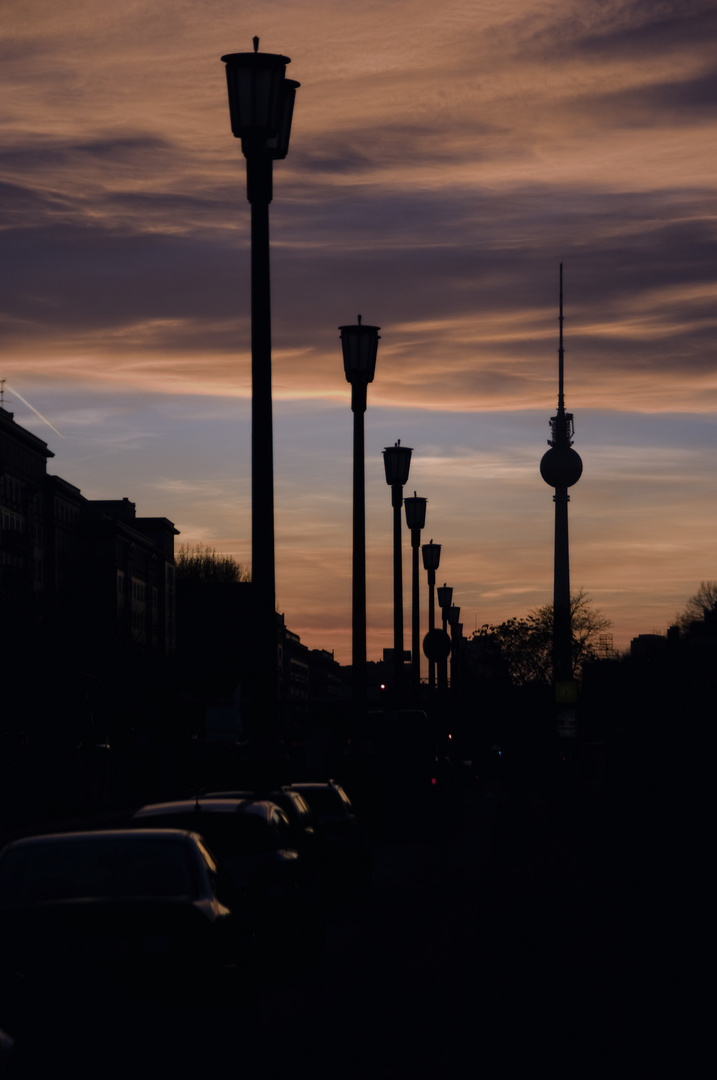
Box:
383;441;412;700
447;604;461;690
421;538;441;692
437;583;453;694
340;316;380;718
221;39;299;737
404;493;427;696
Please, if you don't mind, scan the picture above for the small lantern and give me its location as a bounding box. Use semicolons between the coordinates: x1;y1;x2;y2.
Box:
222;41;291;143
437;583;453;610
404;492;427;531
383;441;412;487
421;540;441;572
447;605;461;627
339;316;380;385
264;79;300;160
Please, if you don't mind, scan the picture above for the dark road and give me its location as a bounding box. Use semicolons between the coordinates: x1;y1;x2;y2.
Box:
2;775;656;1079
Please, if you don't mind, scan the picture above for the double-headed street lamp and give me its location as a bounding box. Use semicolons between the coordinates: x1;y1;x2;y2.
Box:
383;441;412;700
221;39;299;736
340;317;380;717
421;539;441;692
404;493;427;695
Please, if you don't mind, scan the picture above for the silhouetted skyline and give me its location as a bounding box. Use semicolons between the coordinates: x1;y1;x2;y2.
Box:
2;1;715;663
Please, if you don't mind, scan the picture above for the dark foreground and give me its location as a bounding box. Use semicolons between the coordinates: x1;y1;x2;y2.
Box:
1;767;660;1079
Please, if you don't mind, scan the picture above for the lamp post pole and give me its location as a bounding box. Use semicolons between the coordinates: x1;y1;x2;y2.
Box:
383;441;412;702
340;317;380;720
447;604;461;691
421;540;441;693
436;583;453;695
404;493;427;697
221;39;299;738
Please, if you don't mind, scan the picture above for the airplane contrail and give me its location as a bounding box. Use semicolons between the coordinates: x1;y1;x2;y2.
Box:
3;382;65;438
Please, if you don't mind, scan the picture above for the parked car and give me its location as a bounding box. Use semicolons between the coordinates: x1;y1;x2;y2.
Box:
132;799;321;962
287;781;371;891
0;829;236;994
200;787;330;901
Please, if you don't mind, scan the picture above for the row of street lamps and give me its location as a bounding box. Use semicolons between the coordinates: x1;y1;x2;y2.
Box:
222;41;465;734
340;320;464;712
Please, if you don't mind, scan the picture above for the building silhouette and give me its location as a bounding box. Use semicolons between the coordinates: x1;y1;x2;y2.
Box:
1;405;178;738
3;404;346;752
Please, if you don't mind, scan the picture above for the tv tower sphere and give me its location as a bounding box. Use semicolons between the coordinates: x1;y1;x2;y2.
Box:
540;443;583;489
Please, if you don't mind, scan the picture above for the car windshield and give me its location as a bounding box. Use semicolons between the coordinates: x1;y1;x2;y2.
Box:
285;792;312;818
139;812;278;856
296;787;351;816
0;838;198;905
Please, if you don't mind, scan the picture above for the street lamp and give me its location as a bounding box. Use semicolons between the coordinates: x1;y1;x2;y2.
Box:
340;316;380;717
437;584;453;630
404;493;427;695
383;440;412;700
421;539;441;692
221;39;299;737
447;604;461;691
436;584;453;694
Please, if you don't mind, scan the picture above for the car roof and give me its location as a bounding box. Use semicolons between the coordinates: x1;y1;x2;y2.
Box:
289;782;347;798
133;799;281;821
1;828;201;850
289;780;339;790
203;788;312;811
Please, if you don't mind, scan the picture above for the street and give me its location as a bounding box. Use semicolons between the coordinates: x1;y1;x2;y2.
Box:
2;775;655;1079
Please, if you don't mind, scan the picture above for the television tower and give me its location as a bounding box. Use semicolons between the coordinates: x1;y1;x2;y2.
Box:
540;265;583;735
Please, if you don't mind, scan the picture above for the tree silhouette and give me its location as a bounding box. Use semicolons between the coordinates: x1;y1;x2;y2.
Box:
175;542;250;584
474;589;611;686
673;580;717;632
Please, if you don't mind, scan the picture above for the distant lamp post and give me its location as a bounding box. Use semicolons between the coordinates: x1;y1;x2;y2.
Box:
340;316;380;717
421;539;441;692
383;441;412;699
436;584;453;694
437;584;453;631
221;39;299;736
404;493;427;695
447;604;461;690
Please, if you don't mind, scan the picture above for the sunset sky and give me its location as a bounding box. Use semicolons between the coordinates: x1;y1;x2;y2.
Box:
2;0;716;666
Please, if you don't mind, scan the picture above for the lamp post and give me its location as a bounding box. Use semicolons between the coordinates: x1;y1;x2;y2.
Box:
437;584;453;632
436;583;453;694
383;441;412;700
221;39;299;737
340;316;380;718
447;604;461;690
404;493;427;696
421;539;441;692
